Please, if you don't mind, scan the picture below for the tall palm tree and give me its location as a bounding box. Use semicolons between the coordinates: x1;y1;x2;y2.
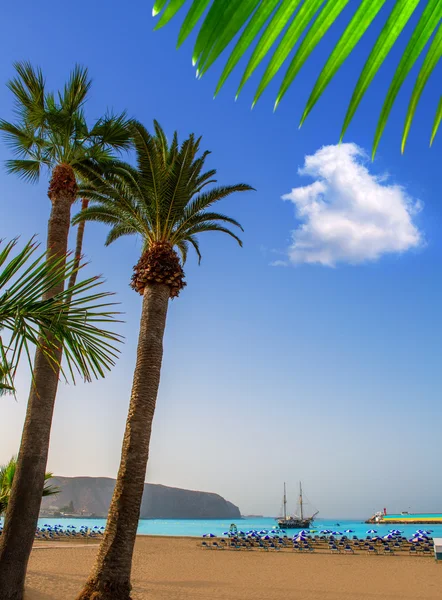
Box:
152;0;441;155
0;457;59;516
74;120;253;599
0;237;122;599
0;63;131;600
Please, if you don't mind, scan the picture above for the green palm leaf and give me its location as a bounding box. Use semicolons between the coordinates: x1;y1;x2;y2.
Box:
0;238;122;391
196;0;261;78
300;0;387;124
153;0;441;153
430;96;442;145
178;0;212;47
373;0;442;156
0;457;59;515
402;24;442;150
271;0;350;110
238;0;306;100
214;0;280;97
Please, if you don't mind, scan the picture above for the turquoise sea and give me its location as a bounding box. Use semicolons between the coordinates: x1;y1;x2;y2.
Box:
3;517;441;539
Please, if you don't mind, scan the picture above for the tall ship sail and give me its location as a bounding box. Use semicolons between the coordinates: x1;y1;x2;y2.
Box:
277;482;318;529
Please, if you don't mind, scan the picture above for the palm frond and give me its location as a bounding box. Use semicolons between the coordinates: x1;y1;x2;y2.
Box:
89;112;133;152
5;159;41;183
153;0;441;154
184;222;243;246
176;239;189;264
8;61;46;127
0;457;59;515
77;120;252;267
402;23;442;151
430;95;442;145
185;234;203;263
0;238;123;388
58;65;91;115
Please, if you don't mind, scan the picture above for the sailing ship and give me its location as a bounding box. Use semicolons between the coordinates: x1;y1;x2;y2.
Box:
277;482;318;529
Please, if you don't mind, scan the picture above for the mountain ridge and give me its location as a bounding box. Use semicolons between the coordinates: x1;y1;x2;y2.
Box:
40;476;241;519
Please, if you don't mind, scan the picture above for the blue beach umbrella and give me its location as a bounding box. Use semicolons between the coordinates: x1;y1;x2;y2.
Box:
320;530;331;534
344;529;354;533
366;529;377;534
202;533;215;538
261;535;271;540
332;531;342;536
383;534;394;540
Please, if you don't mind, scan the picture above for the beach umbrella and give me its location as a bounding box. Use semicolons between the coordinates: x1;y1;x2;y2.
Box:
383;534;394;540
320;530;330;534
261;535;271;540
366;529;377;534
344;529;354;533
202;533;215;538
332;531;342;536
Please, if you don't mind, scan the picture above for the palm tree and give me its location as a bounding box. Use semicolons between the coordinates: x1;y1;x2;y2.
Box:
0;62;131;600
73;120;253;599
0;457;59;516
0;237;122;598
152;0;441;155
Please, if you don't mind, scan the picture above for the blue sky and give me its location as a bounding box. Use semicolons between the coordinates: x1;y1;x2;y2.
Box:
0;1;441;518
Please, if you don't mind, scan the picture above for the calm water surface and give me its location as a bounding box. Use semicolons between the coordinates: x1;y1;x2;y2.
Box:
2;517;441;538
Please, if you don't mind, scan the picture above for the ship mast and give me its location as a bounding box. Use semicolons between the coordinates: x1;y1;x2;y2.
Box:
283;482;287;520
299;482;304;520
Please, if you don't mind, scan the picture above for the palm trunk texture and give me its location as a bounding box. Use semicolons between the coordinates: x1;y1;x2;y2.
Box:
77;283;170;600
0;164;76;600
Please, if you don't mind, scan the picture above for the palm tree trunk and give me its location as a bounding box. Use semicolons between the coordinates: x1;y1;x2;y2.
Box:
77;283;170;600
66;198;89;299
0;164;76;600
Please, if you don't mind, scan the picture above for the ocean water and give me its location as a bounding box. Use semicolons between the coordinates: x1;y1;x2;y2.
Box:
2;517;441;539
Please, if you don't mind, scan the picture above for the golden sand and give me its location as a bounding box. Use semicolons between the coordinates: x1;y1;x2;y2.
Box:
25;536;441;600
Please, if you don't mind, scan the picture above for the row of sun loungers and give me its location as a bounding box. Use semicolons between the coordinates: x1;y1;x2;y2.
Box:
201;535;434;557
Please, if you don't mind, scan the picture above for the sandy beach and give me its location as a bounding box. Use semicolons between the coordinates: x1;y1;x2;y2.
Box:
25;536;441;600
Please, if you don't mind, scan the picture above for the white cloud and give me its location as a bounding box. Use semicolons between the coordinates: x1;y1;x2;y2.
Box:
281;144;423;267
